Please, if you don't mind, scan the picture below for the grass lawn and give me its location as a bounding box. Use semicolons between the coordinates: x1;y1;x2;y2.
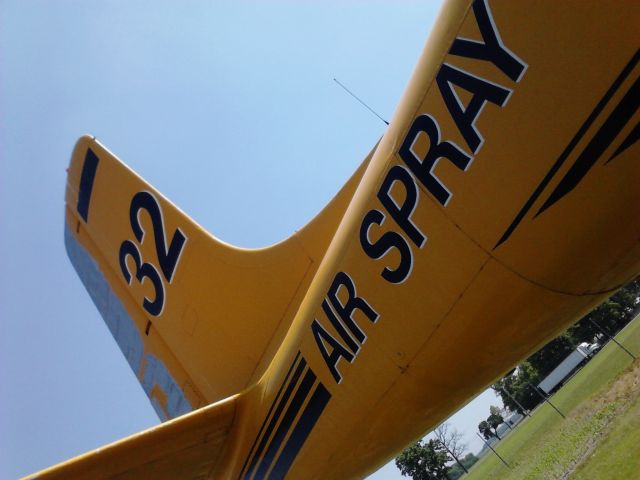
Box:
570;389;640;479
464;314;640;480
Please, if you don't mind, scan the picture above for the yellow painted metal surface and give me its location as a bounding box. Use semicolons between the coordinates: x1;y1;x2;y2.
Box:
29;395;237;479
62;136;374;415
31;0;639;479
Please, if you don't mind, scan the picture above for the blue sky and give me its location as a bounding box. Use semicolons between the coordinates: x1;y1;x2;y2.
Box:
0;2;502;478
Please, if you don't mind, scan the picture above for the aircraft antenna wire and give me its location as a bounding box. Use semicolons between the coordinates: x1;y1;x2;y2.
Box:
333;78;389;126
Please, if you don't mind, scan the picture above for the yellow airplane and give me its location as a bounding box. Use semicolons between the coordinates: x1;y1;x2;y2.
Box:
30;0;639;478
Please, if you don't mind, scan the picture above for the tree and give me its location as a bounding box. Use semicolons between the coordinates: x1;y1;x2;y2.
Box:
461;452;479;467
478;406;505;441
478;420;496;440
569;280;640;343
434;423;466;458
492;362;544;414
493;279;640;414
434;423;468;476
447;453;479;480
487;405;504;437
395;439;451;480
527;333;575;378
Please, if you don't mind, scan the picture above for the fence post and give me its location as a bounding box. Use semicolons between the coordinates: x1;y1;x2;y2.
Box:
476;433;510;469
528;382;565;419
589;318;636;360
501;387;531;418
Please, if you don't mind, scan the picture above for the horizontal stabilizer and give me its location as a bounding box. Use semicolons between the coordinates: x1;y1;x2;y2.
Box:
24;395;237;479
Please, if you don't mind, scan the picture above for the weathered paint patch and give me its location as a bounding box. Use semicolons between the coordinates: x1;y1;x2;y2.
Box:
65;224;192;420
142;354;193;420
65;224;144;373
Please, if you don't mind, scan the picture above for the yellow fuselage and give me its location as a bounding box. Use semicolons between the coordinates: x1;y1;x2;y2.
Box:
35;1;639;479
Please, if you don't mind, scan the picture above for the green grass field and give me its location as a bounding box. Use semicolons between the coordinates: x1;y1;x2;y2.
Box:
464;313;640;480
571;394;640;479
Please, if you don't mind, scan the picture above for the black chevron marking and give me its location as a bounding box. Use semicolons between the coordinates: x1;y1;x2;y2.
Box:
536;75;639;216
494;49;639;249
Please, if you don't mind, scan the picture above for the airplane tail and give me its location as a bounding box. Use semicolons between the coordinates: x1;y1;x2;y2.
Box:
64;135;374;421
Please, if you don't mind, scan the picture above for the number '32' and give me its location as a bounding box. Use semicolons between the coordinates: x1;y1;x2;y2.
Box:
118;191;187;316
